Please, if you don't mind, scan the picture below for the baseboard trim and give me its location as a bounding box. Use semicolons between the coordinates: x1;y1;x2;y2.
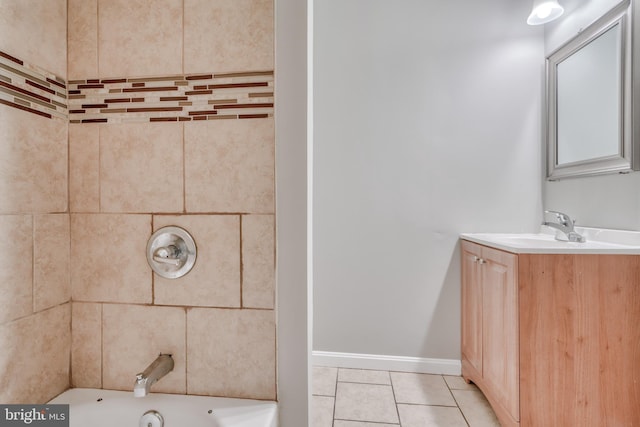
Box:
312;351;462;375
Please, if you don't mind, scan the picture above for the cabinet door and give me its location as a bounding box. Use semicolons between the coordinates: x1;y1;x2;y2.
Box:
461;241;483;373
482;246;519;422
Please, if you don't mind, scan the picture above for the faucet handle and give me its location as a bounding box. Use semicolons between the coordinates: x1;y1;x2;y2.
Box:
544;210;574;227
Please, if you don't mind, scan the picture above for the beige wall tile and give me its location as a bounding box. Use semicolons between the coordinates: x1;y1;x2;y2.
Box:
154;215;240;307
0;215;32;324
185;119;274;213
34;214;70;312
98;0;183;77
103;304;186;393
0;0;67;78
71;214;152;303
100;123;183;213
0;304;70;404
72;302;102;388
187;308;275;399
242;214;274;308
68;0;98;79
69;124;100;213
0;105;67;213
184;0;274;73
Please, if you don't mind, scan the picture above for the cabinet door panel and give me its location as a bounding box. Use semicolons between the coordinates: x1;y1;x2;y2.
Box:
461;241;482;373
482;247;519;422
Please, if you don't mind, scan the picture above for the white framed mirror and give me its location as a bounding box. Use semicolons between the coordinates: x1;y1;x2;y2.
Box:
546;0;639;180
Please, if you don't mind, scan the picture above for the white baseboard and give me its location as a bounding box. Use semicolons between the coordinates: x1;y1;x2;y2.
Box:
312;351;461;376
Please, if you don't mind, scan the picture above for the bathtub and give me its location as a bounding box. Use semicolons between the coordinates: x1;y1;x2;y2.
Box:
48;388;277;427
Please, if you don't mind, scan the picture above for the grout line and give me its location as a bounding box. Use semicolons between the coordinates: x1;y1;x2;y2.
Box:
239;215;243;308
389;370;402;425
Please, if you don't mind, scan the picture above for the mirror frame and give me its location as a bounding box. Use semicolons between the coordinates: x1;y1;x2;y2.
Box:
546;0;639;180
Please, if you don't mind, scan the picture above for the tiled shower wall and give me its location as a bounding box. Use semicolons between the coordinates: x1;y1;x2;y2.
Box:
0;0;275;403
0;0;70;404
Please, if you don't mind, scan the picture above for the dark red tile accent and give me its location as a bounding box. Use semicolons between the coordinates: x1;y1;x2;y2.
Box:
0;98;51;118
105;98;131;103
240;114;269;119
132;98;145;102
214;71;273;78
101;78;127;84
81;103;108;108
69;90;81;95
46;78;66;89
0;80;51;103
87;79;100;84
68;95;86;99
209;82;268;89
82;119;108;123
68;80;86;84
194;85;207;90
132;82;146;87
185;90;212;96
193;116;207;121
122;86;178;93
178;117;191;121
70;109;86;114
78;84;105;89
0;51;24;65
214;102;273;109
150;117;178;122
126;107;183;113
70;120;81;123
188;110;218;116
160;96;188;101
26;80;56;95
185;74;213;80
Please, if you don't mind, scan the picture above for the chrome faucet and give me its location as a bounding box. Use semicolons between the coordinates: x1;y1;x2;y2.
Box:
542;210;585;242
134;354;174;397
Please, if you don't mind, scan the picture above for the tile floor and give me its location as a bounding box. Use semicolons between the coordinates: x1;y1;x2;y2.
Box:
312;366;501;427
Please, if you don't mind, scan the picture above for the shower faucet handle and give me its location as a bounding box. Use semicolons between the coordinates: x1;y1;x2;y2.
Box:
152;245;183;266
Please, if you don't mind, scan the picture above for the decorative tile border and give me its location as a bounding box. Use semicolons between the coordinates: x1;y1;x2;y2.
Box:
0;50;68;120
68;71;274;123
0;49;274;124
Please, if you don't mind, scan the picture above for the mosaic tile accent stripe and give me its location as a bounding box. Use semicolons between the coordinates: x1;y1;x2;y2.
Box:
68;71;274;123
0;50;68;120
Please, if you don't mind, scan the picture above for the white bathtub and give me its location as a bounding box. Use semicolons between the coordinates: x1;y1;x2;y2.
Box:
48;388;277;427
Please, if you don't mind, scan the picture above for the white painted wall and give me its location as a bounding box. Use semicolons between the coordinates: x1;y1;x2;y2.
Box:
313;0;544;360
543;0;640;231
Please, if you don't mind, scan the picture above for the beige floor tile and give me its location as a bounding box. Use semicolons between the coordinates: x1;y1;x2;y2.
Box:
334;382;399;424
313;366;338;396
452;389;501;427
398;404;468;427
338;368;391;385
390;372;456;406
334;421;399;427
312;396;334;427
444;375;479;391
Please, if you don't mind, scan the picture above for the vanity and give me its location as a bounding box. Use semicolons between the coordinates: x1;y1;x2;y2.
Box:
459;229;640;427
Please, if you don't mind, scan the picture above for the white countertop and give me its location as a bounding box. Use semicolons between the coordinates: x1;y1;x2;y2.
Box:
460;227;640;254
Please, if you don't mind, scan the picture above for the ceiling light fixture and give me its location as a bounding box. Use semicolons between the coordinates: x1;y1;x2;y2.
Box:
527;0;564;25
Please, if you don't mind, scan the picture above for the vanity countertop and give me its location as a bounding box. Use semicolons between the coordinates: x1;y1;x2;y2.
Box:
460;227;640;254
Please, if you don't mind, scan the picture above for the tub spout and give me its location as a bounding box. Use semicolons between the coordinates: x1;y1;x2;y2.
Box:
134;353;174;398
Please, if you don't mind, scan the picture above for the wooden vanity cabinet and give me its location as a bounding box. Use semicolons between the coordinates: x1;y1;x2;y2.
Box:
461;240;640;427
461;241;519;427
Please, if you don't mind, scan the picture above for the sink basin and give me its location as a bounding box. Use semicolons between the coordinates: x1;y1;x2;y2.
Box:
461;227;640;254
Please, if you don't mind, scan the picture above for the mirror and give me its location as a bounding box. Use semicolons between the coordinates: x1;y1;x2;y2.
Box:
546;0;639;180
